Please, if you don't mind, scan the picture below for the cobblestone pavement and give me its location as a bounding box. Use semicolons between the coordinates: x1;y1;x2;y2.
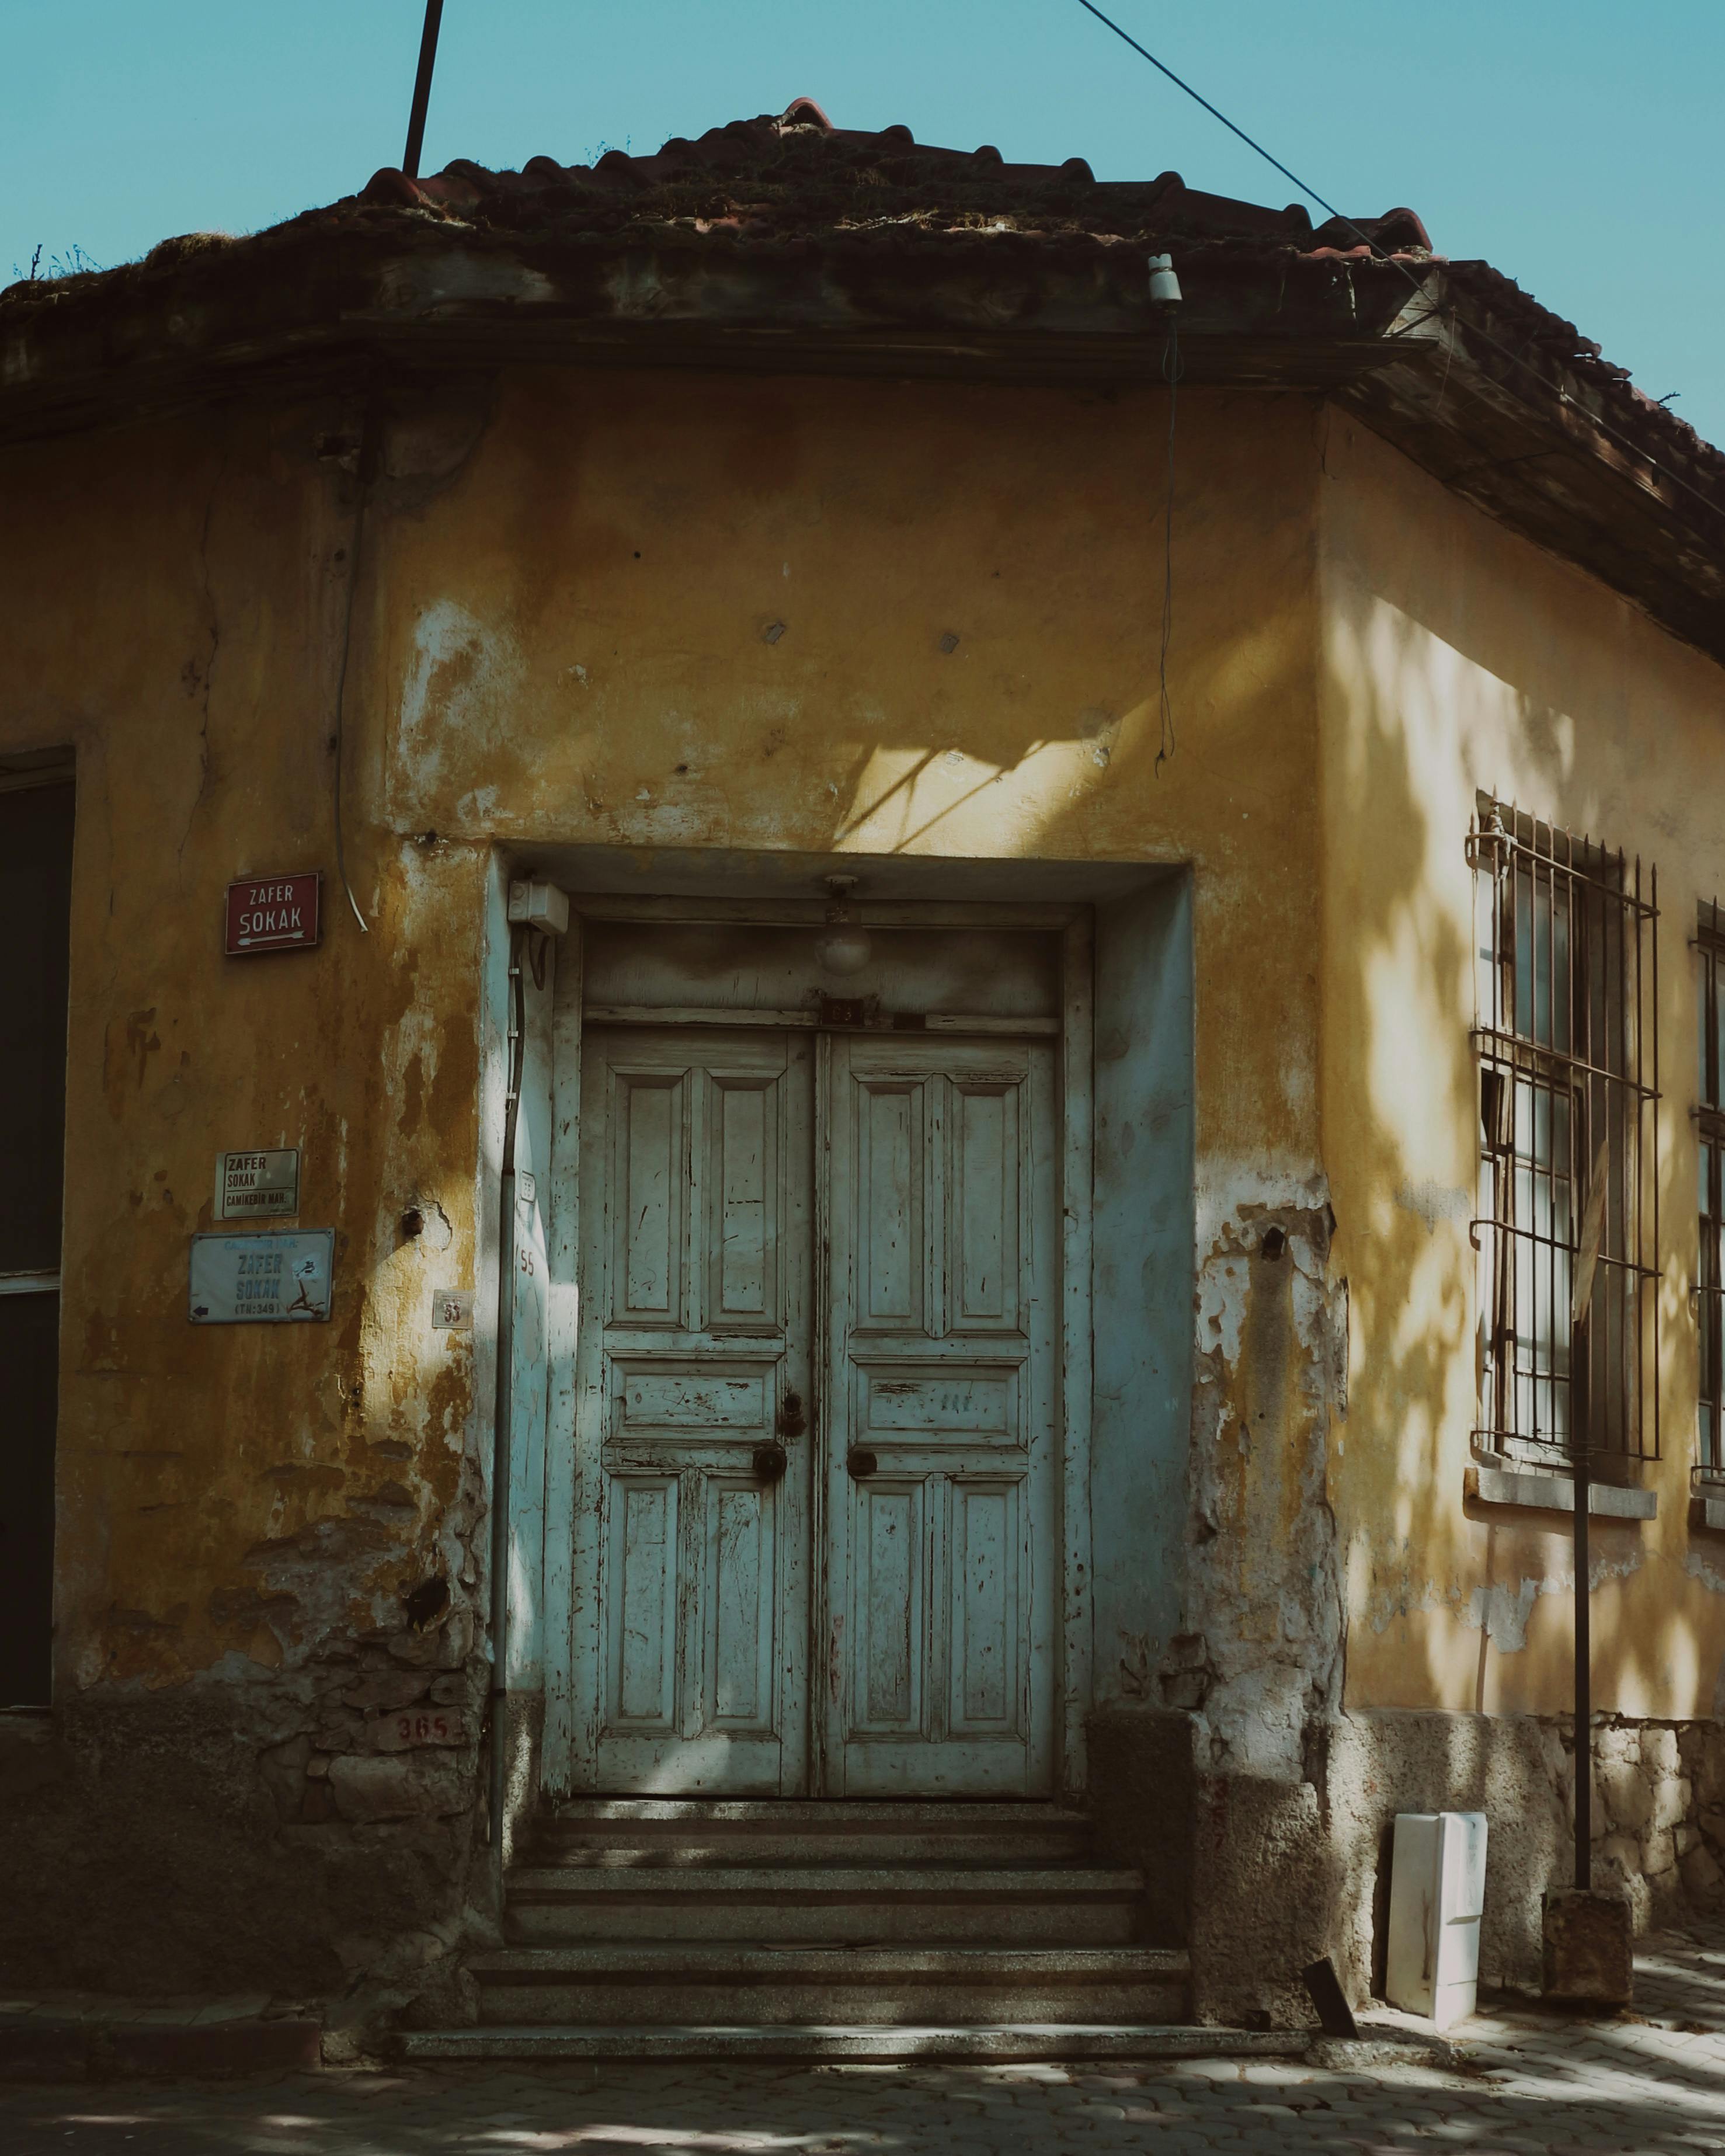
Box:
5;1926;1724;2156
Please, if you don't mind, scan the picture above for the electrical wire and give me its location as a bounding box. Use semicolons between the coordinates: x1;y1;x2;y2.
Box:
488;921;527;1857
331;416;375;936
1072;0;1350;235
1156;317;1181;775
1070;0;1725;537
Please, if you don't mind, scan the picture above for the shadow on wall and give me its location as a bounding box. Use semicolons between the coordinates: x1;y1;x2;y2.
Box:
1093;488;1725;2025
1324;422;1720;1737
1309;465;1725;2008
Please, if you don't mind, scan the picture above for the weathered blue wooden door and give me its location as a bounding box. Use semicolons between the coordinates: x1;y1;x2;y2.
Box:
819;1035;1058;1796
570;1026;813;1794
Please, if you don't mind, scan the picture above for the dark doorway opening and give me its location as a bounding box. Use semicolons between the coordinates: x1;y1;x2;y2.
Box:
1;774;74;1706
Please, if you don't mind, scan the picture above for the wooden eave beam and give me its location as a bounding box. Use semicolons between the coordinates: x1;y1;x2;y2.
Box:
1336;286;1725;669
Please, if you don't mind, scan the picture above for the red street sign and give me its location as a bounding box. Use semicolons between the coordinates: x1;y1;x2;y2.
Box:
225;872;322;956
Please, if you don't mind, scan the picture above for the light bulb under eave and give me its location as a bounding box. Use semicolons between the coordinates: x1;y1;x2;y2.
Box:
817;923;873;976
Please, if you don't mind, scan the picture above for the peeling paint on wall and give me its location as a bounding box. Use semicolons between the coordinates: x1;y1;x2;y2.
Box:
395;600;524;816
1177;1188;1348;1780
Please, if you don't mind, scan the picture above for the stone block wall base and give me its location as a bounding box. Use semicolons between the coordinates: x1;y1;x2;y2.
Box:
0;2013;322;2082
1086;1708;1347;2028
1543;1887;1633;2005
1088;1706;1724;2026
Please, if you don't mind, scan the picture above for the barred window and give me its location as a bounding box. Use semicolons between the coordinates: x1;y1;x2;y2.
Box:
1469;803;1660;1465
1697;910;1725;1475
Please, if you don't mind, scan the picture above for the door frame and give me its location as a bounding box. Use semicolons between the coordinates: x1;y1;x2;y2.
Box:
538;894;1094;1803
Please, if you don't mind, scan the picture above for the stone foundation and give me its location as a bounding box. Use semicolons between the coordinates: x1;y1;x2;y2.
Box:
1090;1704;1725;2025
0;1623;503;2033
7;1690;1719;2033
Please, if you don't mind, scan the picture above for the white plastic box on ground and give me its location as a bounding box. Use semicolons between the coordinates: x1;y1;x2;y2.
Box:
1385;1810;1488;2028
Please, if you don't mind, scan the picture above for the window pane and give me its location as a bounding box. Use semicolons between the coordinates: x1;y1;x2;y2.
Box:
1552;890;1570;1054
1702;1132;1722;1473
1714;964;1725;1109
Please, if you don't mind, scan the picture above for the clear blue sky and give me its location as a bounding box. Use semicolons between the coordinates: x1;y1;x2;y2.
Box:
4;0;1721;450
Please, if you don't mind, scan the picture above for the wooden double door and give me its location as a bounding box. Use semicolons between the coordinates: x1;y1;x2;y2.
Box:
567;1021;1058;1796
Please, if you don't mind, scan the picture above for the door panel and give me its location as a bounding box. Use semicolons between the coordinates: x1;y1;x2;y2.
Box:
953;1081;1021;1328
615;1072;685;1323
707;1076;781;1322
851;1478;925;1732
707;1476;776;1726
573;1028;812;1793
949;1477;1020;1732
608;1476;677;1726
822;1037;1057;1796
858;1081;924;1329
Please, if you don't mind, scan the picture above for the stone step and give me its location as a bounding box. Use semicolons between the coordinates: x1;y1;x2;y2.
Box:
404;2022;1298;2064
535;1799;1091;1868
467;1943;1187;2026
530;1831;1091;1867
505;1863;1145;1945
547;1800;1090;1823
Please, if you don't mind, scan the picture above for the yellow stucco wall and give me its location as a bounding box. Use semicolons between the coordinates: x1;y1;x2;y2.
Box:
1;408;493;1691
0;370;1326;1699
1321;412;1725;1722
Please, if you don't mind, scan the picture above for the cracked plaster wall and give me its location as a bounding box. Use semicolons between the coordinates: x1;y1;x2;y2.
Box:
0;392;505;2018
1;360;1343;2001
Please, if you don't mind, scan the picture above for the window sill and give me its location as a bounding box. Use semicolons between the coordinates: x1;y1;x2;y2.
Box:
1691;1494;1725;1535
1465;1463;1657;1520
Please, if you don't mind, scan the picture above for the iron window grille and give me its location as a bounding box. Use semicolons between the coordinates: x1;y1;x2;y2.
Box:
1469;802;1660;1468
1696;905;1725;1480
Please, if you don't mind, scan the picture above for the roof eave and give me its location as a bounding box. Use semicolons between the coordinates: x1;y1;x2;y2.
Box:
2;227;1721;668
1337;266;1725;669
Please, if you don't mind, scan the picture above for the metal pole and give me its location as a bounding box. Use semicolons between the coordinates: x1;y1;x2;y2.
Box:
488;925;525;1882
402;0;446;179
1570;1128;1607;1894
1573;1427;1591;1889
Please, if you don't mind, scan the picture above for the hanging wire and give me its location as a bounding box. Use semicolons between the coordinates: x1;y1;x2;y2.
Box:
1069;0;1724;538
1155;316;1181;774
331;414;377;934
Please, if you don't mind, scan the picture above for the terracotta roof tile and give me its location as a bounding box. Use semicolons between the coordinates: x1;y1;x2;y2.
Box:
3;99;1719;514
354;98;1434;258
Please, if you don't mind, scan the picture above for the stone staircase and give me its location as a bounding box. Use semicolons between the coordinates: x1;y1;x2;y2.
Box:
401;1797;1247;2063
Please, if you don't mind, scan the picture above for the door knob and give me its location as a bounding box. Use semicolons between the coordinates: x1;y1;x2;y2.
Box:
847;1448;878;1479
753;1444;788;1484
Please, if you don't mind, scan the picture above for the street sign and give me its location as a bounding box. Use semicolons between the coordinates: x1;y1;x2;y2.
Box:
189;1230;333;1323
215;1148;300;1220
225;872;321;955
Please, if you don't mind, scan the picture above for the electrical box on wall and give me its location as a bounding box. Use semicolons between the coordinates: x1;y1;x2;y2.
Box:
507;879;569;936
1386;1810;1489;2028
